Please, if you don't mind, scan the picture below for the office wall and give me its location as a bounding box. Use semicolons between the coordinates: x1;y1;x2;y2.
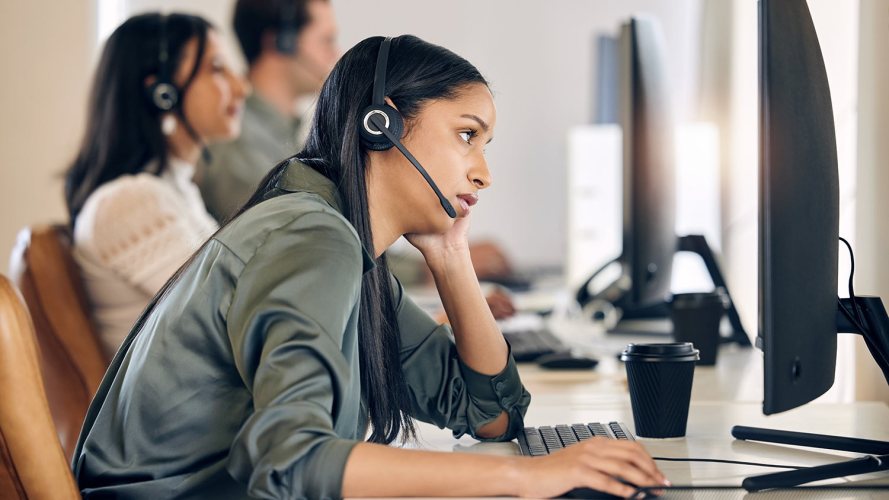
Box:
0;1;95;270
855;0;889;403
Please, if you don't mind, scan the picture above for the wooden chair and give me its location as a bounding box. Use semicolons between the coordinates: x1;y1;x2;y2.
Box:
0;273;80;499
8;224;108;461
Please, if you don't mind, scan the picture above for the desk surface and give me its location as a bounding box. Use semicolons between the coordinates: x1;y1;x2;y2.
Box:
390;401;889;500
352;327;889;499
518;317;764;403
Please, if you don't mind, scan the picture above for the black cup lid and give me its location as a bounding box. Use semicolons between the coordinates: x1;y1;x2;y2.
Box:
620;342;700;362
670;291;725;308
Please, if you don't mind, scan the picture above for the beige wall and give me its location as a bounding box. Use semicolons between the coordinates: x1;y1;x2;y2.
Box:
854;0;889;403
0;1;95;270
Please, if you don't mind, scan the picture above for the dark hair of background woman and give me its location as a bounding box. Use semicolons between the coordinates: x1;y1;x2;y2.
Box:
123;35;489;445
64;13;212;224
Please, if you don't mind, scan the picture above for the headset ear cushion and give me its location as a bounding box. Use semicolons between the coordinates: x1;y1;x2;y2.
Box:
148;81;179;111
358;104;404;151
276;28;297;54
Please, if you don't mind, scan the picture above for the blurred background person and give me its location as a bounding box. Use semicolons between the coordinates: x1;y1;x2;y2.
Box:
199;0;338;222
65;12;248;357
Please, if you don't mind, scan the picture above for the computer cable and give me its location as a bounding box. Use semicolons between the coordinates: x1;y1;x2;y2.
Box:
838;236;869;336
633;484;889;495
637;454;889;494
653;456;801;470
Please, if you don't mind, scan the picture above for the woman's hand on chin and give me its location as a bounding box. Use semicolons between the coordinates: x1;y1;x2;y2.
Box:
404;214;472;268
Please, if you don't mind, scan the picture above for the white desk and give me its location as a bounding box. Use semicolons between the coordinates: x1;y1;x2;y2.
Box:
395;401;889;499
354;338;889;499
518;318;764;403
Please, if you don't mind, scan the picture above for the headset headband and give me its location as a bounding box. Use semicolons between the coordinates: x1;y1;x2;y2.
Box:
158;15;170;83
372;37;392;106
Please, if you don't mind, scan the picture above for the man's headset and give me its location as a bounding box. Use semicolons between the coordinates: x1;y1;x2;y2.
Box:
147;15;180;112
358;37;457;218
276;1;298;54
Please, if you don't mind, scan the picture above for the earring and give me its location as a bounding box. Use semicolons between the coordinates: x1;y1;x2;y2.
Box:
161;114;177;136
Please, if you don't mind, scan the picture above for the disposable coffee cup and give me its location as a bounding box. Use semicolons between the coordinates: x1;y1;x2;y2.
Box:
670;292;725;366
620;343;699;438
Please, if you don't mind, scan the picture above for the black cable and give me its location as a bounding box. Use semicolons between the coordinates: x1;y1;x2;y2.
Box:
839;236;869;335
653;456;801;470
635;484;889;493
644;454;889;493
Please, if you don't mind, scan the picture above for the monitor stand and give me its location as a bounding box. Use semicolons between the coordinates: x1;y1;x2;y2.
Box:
576;234;751;347
734;296;889;491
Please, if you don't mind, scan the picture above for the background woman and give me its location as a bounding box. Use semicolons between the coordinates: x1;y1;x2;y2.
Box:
64;13;248;357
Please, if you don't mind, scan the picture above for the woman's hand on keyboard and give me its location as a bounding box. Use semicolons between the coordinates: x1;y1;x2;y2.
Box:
512;438;668;498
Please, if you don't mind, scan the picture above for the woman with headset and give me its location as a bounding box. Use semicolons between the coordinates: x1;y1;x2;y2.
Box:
64;13;248;358
73;35;666;499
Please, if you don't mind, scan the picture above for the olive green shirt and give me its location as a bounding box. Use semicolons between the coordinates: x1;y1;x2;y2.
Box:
199;93;303;222
73;160;531;499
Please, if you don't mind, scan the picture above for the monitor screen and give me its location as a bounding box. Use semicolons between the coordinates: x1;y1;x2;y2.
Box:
759;0;840;415
618;16;676;310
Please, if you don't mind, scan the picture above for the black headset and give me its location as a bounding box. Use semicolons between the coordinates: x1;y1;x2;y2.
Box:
276;1;299;54
358;37;457;218
147;15;180;112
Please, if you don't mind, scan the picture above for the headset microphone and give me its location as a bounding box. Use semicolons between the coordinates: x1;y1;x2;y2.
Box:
367;113;457;218
358;37;457;219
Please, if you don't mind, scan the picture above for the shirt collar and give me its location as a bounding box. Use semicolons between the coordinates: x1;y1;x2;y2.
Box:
165;156;196;184
275;158;376;273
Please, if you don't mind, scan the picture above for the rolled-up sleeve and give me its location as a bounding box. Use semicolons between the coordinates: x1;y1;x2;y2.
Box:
393;278;531;441
224;210;363;500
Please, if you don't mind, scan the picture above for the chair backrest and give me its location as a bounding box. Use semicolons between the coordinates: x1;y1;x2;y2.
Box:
8;224;108;461
0;273;80;499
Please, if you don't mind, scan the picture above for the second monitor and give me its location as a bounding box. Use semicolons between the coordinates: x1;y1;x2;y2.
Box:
576;16;749;347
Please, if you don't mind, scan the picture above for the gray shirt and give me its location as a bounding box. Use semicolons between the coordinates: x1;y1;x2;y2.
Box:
73;160;531;499
200;93;303;222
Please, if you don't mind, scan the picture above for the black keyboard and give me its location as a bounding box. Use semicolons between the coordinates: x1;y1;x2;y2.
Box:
518;422;641;500
517;422;635;456
503;328;569;362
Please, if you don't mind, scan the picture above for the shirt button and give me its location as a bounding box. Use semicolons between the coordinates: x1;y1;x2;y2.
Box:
495;381;505;392
500;397;510;407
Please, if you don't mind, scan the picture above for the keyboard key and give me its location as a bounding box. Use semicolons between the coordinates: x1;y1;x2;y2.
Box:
522;428;548;456
539;426;563;452
556;424;579;447
589;422;609;438
572;423;593;441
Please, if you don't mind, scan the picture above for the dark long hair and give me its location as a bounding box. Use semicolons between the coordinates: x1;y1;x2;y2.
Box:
64;13;211;224
243;35;488;442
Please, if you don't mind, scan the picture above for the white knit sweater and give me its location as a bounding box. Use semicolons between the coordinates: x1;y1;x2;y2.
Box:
73;158;218;358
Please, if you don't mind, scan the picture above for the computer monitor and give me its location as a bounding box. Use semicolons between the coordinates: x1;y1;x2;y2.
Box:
758;0;840;416
731;0;889;490
617;16;676;312
575;16;676;313
575;17;750;346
